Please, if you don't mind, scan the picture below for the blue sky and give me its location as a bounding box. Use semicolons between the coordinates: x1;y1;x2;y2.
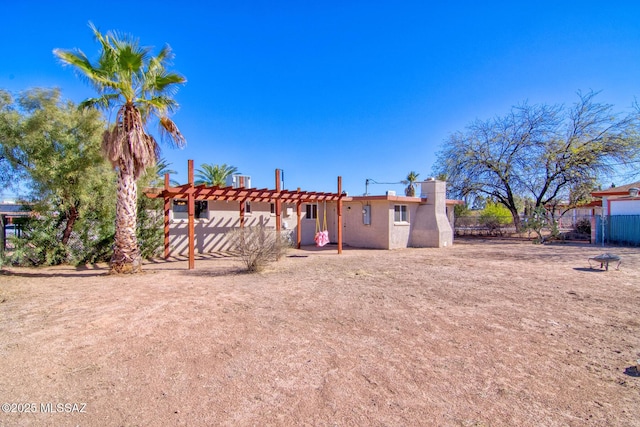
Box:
2;1;640;199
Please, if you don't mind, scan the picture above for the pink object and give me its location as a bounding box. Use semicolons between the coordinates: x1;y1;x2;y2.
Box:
315;230;330;247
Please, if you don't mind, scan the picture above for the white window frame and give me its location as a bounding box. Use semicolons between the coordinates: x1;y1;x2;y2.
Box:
394;204;408;223
306;204;318;220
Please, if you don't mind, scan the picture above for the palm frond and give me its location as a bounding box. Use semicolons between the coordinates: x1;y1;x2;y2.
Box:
154;44;174;64
159;117;186;148
140;96;180;115
148;73;186;95
57;22;186;172
195;163;239;186
78;94;120;111
102;126;125;167
54;48;114;93
53;48;92;73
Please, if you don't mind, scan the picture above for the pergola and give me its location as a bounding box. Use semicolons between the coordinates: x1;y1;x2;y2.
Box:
144;160;347;269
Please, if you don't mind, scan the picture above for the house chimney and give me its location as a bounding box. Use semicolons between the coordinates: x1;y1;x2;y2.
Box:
408;180;453;248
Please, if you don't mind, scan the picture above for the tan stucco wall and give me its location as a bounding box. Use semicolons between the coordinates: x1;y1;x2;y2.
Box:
169;201;279;255
388;203;420;249
342;200;421;249
343;200;390;249
168;201;329;255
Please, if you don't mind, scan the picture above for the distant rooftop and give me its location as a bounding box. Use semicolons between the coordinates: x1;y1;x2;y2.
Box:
0;202;32;216
592;181;640;197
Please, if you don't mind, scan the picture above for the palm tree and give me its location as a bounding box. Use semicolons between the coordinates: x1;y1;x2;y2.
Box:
403;171;420;196
195;163;239;187
144;157;180;187
54;23;186;274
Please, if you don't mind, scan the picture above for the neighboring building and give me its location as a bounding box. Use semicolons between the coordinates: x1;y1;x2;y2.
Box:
590;181;640;245
0;201;32;226
543;182;640;239
545;203;597;232
0;201;32;249
591;181;640;216
155;178;461;255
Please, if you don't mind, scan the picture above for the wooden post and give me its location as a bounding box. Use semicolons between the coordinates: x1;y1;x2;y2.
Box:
0;214;5;254
163;173;171;259
337;176;343;254
296;195;302;249
188;160;195;270
239;199;245;228
275;169;282;232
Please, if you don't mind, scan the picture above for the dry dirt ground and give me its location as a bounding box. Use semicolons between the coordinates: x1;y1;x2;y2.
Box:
1;239;639;427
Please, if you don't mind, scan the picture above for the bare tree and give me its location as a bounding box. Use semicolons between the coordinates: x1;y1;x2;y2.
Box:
433;91;640;230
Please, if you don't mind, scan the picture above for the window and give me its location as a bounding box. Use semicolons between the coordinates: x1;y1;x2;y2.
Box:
270;203;275;215
196;201;208;219
394;205;408;222
245;202;252;214
306;204;317;219
172;200;208;220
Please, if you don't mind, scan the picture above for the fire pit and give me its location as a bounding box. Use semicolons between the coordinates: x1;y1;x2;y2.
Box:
588;253;621;271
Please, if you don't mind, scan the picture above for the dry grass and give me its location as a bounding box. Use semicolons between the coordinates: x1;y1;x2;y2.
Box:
1;239;639;426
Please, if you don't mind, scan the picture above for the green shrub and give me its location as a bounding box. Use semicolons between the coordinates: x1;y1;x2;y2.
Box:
523;206;553;243
137;196;163;259
575;218;591;235
478;202;512;234
9;216;69;266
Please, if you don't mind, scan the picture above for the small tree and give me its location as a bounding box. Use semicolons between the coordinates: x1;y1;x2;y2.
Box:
403;171;420;196
574;218;591;236
453;203;471;228
523;206;560;243
226;225;292;272
0;88;117;266
478;202;512;235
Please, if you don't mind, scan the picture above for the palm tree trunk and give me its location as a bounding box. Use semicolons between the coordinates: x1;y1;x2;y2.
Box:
110;166;142;273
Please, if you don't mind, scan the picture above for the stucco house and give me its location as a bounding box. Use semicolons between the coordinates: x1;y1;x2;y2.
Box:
149;173;460;256
341;179;460;249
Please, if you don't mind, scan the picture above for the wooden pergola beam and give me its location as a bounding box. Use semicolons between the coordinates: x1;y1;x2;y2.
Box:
145;186;344;203
147;160;351;268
